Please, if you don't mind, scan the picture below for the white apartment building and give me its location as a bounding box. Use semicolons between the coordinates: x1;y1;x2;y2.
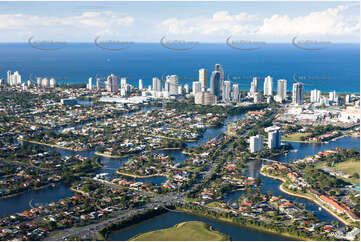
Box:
250;135;264;153
263;75;273;96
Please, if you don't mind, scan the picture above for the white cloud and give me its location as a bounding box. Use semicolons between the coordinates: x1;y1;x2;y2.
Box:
0;4;358;42
160;11;257;36
258;4;359;36
159;4;359;42
0;11;134;30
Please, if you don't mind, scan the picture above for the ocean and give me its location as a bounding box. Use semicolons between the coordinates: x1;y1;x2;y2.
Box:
0;43;359;93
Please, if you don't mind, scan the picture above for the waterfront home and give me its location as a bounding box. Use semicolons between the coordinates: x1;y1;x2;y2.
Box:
288;183;302;191
287;172;299;181
319;195;346;214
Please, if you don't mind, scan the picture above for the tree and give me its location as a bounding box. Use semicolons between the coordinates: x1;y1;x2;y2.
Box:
255;177;262;186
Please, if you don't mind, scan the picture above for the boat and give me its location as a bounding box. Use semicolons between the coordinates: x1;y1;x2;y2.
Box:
318;207;322;211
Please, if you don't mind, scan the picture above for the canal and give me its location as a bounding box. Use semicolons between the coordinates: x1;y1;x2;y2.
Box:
0;183;73;217
1;107;359;240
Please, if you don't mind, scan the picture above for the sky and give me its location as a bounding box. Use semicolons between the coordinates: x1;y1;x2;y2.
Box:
0;1;359;43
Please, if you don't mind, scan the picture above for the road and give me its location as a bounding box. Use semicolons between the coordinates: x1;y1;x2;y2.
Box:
45;109;278;240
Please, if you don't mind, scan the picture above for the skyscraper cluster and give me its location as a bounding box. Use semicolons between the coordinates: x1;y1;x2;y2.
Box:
87;77;107;91
248;76;289;104
193;64;241;105
106;74;118;93
7;71;22;86
144;74;188;98
310;89;343;106
35;77;56;89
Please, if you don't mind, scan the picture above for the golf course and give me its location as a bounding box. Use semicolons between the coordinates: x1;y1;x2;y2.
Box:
130;221;229;241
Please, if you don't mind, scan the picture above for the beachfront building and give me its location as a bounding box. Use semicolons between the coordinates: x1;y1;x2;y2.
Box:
263;75;273;96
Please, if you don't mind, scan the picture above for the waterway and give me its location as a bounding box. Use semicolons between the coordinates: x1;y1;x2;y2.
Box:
0;108;243;217
244;136;360;223
277;137;360;163
0;183;73;218
108;211;287;241
107;135;359;241
243;159;338;224
220;135;360;224
1;107;359;240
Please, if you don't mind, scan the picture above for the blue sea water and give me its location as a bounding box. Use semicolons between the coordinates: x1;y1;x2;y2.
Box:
0;43;359;93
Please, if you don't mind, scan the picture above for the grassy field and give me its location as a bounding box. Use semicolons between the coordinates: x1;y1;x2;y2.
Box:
130;221;229;241
283;132;309;142
207;201;220;208
335;158;360;184
335;158;360;176
316;158;360;184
